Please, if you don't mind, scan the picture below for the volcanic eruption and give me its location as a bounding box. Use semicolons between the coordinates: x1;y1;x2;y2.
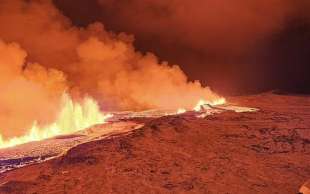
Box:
0;0;224;148
0;1;309;194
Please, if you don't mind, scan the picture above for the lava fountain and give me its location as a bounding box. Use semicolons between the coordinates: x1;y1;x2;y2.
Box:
0;94;113;149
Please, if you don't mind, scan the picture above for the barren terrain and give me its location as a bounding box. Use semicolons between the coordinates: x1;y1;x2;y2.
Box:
0;93;309;194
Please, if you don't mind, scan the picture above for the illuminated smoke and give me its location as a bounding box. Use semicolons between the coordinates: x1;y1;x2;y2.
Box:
0;39;67;138
0;0;222;140
96;0;307;57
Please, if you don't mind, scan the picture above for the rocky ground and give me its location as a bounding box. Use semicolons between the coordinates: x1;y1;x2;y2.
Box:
0;93;309;194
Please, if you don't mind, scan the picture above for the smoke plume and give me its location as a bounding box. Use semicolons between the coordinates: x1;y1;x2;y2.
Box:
0;0;221;138
0;40;67;138
97;0;294;56
60;0;309;94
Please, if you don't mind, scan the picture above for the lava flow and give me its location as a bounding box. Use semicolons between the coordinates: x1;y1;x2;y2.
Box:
0;94;113;149
193;98;226;112
0;95;227;149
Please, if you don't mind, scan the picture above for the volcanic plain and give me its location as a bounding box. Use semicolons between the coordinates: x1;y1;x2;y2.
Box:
0;93;309;194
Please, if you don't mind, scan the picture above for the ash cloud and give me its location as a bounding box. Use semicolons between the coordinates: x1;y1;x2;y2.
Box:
0;0;221;138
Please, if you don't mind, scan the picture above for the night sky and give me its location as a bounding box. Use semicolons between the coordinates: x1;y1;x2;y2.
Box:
54;0;310;95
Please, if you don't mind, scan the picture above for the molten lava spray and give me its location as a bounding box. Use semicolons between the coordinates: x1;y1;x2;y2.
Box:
0;94;112;148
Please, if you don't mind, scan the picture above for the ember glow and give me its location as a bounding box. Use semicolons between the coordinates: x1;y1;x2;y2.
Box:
0;94;112;149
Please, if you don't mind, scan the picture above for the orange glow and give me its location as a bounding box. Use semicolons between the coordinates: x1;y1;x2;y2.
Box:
175;97;226;114
193;98;226;111
177;108;186;114
0;94;112;149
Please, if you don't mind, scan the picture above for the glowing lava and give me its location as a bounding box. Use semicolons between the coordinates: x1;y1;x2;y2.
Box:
0;94;112;149
0;94;225;149
177;108;186;114
193;98;226;111
176;97;226;114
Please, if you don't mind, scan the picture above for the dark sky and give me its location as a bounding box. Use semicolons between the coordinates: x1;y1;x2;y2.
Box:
54;0;310;95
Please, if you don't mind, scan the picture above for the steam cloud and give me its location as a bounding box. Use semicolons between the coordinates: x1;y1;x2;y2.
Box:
90;0;309;93
0;40;66;138
98;0;294;56
0;0;221;138
93;0;310;59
